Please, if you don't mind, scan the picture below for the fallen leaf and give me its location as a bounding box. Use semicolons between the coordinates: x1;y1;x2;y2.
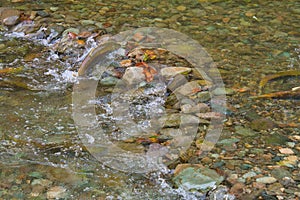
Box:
68;32;77;39
77;39;85;45
119;59;132;67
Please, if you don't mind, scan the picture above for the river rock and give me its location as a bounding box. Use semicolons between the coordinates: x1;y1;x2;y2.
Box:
168;74;187;91
160;67;191;79
122;67;145;85
235;126;257;137
174;80;200;96
181;103;210;113
100;76;119;86
173;164;224;192
250;118;277;131
256;176;277;184
159;113;200;128
270;168;292;179
0;8;20;26
47;186;67;199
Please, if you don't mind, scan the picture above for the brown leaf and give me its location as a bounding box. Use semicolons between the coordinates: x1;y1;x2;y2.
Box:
119;59;132;67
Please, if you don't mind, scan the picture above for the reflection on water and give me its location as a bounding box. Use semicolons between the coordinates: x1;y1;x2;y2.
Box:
0;0;299;199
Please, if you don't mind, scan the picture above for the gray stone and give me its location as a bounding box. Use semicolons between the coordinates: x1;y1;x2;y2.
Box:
174;80;200;96
80;19;95;26
160;67;191;79
31;179;53;187
49;7;59;12
181;103;210;114
168;74;187;91
235;126;257;137
122;67;145;85
242;171;257;179
3;15;19;26
100;76;119;86
0;8;20;26
256;176;277;184
250;118;277;131
271;168;292;179
47;186;67;199
197;91;211;102
173;165;224;192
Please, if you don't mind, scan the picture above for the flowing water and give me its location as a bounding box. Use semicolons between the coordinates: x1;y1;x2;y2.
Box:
0;0;299;199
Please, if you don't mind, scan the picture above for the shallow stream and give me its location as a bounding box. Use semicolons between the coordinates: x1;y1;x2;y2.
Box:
0;0;299;199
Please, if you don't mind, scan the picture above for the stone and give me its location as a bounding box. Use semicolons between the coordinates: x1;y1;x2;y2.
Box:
197;91;211;102
36;11;50;17
256;176;277;184
168;74;187;91
0;8;20;26
159;113;199;128
235;126;257;137
3;15;19;26
47;186;67;199
100;76;119;86
122;67;145;85
229;182;245;198
242;171;257;179
49;7;59;12
176;5;186;11
174;80;200;96
181;103;210;113
264;133;289;145
212;88;226;96
160;67;191;79
173;164;224;192
196;112;222;119
277;155;298;167
31;179;53;187
80;20;95;26
278;148;294;154
250;118;277;131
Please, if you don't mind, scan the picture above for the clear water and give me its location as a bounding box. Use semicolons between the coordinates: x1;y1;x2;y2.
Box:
0;0;299;199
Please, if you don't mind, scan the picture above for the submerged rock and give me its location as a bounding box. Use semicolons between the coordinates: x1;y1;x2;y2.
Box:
46;186;67;199
122;67;145;85
250;118;277;131
0;8;20;26
173;164;224;192
160;67;191;79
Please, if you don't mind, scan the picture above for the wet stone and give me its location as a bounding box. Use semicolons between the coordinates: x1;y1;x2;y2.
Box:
122;67;145;85
250;118;277;131
264;133;289;145
100;76;119;86
196;91;210;102
271;168;292;180
174;80;200;97
0;8;20;26
180;103;210;114
80;19;95;25
36;11;50;17
173;164;224;192
235;126;257;137
160;67;191;79
47;186;67;199
256;176;277;184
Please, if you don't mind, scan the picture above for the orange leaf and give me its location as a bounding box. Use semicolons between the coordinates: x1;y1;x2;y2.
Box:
77;39;85;45
119;59;132;67
68;32;77;39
